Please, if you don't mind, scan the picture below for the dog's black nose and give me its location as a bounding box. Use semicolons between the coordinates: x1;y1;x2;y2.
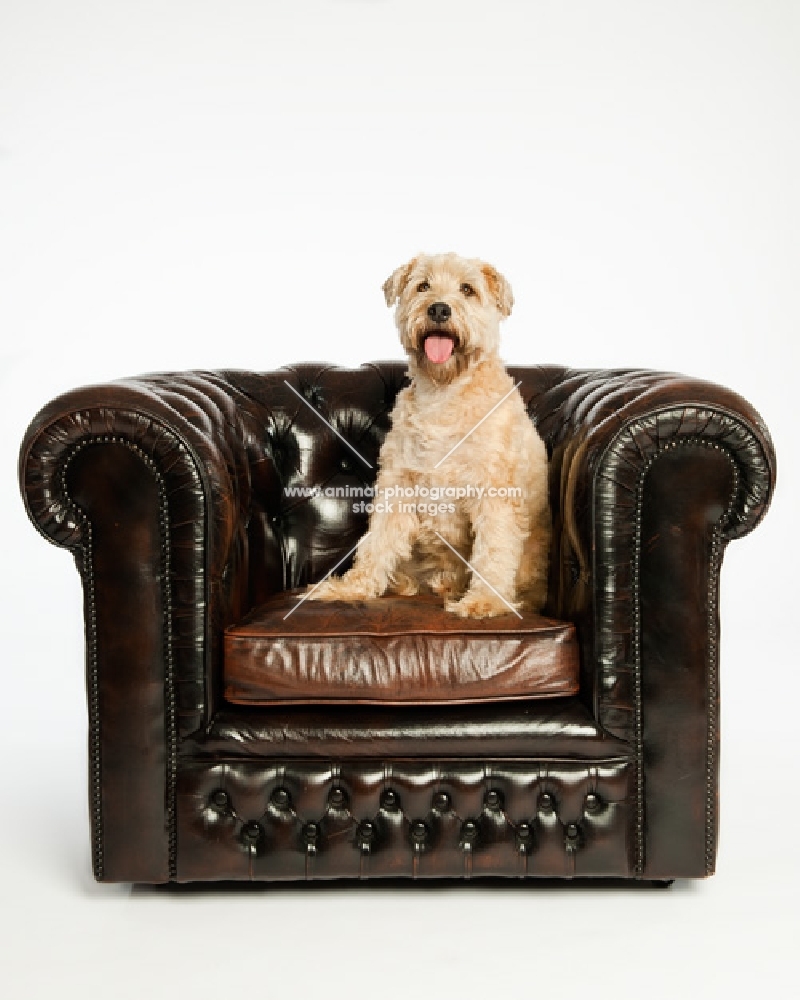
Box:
427;302;451;324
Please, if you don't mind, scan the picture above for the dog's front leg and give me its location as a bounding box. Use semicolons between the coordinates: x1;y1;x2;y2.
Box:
445;499;525;618
308;505;419;602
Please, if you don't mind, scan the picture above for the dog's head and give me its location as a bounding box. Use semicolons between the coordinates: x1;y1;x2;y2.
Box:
383;252;513;385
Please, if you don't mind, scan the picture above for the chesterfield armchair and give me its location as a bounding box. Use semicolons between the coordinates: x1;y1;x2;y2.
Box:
19;364;775;884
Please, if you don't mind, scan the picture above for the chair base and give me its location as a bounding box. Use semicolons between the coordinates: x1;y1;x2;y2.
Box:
173;755;639;883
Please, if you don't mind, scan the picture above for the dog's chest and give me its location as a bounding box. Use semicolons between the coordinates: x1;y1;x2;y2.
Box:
390;397;466;472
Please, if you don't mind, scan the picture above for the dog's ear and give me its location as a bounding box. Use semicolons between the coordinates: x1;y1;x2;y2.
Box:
382;257;419;306
481;263;514;318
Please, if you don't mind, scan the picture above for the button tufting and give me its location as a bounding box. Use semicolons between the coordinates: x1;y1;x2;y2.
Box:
584;793;602;813
460;820;479;848
484;789;503;811
302;822;320;847
328;787;348;809
271;787;291;810
380;789;399;811
357;820;376;851
538;793;555;814
303;386;315;401
339;456;352;473
432;791;450;812
565;823;582;852
516;823;534;853
209;789;230;812
410;820;429;846
241;821;264;845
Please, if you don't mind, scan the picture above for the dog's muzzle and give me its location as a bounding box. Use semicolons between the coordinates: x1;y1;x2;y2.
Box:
422;303;457;363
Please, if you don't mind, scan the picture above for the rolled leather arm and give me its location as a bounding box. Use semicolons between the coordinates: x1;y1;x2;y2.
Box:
19;371;278;881
545;370;776;877
19;370;281;732
546;371;776;723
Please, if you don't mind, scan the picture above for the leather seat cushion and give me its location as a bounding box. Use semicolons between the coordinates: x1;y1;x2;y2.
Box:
224;591;580;706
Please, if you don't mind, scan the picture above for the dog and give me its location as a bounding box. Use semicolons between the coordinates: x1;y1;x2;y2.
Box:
308;252;551;618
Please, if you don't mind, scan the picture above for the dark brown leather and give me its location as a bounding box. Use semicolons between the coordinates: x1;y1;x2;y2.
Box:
68;443;172;882
182;699;628;759
177;758;635;881
18;364;776;883
539;377;775;877
224;591;579;705
637;446;735;878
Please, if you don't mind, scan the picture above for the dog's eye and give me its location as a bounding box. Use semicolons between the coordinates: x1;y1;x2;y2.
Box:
417;281;430;293
460;283;476;297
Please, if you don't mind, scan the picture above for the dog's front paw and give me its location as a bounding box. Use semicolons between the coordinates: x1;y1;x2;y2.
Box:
306;574;380;603
445;591;519;619
427;570;464;599
305;578;340;601
387;571;419;597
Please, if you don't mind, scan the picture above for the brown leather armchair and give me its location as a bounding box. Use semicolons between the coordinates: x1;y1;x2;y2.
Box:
18;364;775;884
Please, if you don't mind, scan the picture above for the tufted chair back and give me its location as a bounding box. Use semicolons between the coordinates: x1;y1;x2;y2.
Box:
205;361;710;722
217;362;578;618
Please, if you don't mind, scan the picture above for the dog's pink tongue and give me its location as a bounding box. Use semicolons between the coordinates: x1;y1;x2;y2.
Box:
424;335;454;364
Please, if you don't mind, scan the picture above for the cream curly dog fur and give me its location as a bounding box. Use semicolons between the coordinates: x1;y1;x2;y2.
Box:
309;252;551;618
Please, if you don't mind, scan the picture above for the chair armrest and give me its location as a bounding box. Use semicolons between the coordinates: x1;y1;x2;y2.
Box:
549;369;776;876
549;371;775;724
18;371;277;880
19;370;281;729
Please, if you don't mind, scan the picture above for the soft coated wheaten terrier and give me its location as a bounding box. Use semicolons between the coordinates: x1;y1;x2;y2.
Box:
309;252;551;618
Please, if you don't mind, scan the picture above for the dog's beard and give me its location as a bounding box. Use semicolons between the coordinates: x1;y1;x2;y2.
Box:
414;348;472;385
407;327;477;385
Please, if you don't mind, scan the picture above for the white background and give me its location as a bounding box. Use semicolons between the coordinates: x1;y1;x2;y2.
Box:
1;2;797;997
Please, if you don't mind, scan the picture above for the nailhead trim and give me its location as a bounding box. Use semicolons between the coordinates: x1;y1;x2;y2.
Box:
60;434;179;881
627;434;739;876
83;523;103;879
706;510;734;875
